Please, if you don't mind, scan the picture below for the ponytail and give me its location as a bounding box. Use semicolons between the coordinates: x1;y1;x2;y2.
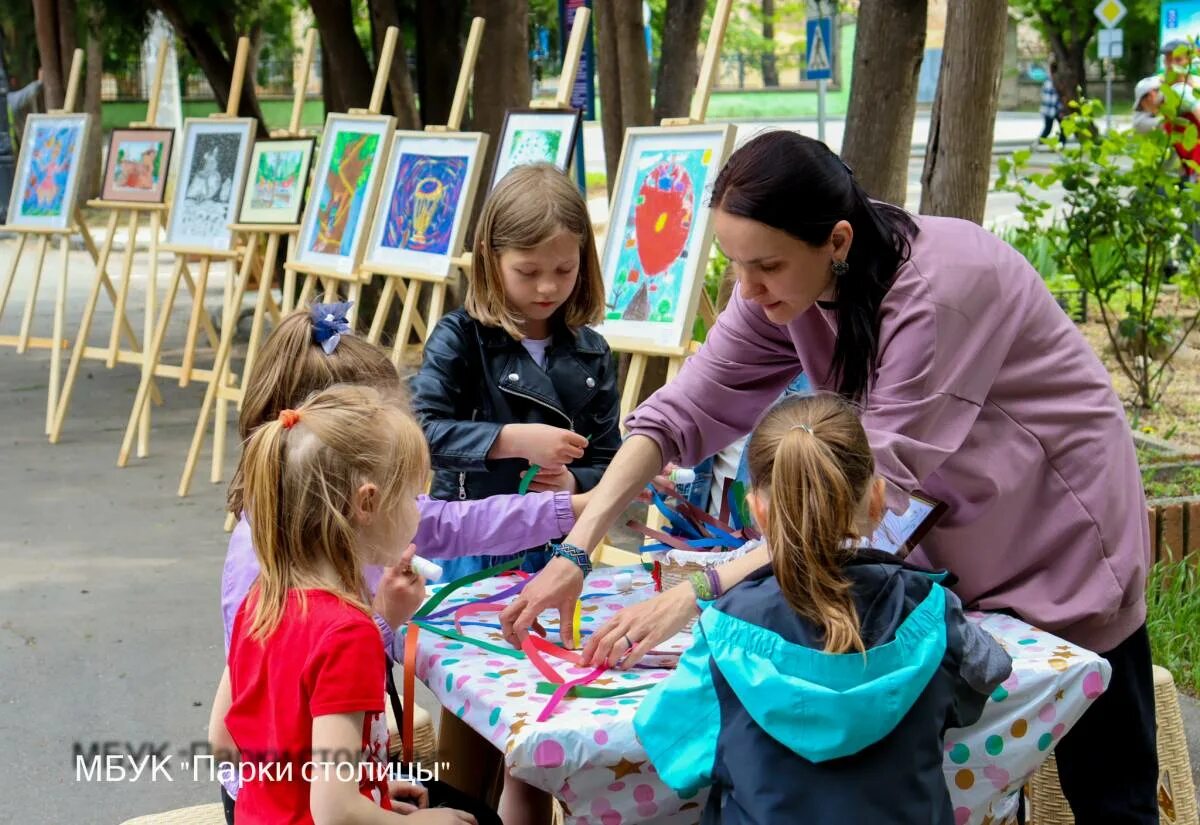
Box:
746;393;876;653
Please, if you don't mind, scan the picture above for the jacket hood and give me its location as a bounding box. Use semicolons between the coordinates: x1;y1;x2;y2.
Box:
700;570;947;762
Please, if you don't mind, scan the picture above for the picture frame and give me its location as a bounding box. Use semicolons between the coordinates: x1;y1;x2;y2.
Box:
237;137;317;226
164;117;256;252
99;126;175;205
294;113;396;276
489;108;581;191
362;130;489;279
6;113;91;230
595;124;737;352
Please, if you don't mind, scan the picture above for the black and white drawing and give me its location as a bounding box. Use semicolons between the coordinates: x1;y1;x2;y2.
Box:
165;119;255;251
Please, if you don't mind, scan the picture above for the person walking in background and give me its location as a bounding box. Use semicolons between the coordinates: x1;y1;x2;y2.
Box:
1039;59;1063;142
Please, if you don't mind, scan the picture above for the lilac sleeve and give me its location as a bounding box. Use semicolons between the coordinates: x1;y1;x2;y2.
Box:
624;289;800;466
221;518;260;656
411;491;575;559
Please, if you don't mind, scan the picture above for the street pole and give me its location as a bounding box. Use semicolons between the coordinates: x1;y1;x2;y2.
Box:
1105;58;1114;133
818;78;826;143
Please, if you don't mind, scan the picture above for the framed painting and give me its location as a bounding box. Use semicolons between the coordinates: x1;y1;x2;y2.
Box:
6;113;91;230
363;131;488;279
294;113;396;276
164;117;256;252
489;108;581;191
237;137;316;225
595;124;736;352
99;126;174;204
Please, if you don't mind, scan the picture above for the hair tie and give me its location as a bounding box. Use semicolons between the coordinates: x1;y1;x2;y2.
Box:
790;424;814;434
311;301;353;355
279;409;301;430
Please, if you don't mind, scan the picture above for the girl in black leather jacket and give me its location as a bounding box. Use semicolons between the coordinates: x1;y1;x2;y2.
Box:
411;164;620;582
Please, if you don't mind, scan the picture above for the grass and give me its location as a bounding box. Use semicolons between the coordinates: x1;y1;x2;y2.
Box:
1146;559;1200;696
101;99;325;132
1143;464;1200;499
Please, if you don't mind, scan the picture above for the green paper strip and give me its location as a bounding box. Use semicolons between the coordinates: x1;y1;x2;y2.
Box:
411;620;527;659
533;681;655;698
413;556;524;620
518;465;541;495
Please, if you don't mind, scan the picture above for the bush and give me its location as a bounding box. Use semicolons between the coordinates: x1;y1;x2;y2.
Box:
997;91;1200;409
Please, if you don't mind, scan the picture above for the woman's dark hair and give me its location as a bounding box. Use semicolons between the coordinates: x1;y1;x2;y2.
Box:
710;131;918;402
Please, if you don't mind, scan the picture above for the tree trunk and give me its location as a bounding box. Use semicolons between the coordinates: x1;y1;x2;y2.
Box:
595;0;652;187
841;0;926;207
32;0;74;109
919;0;1006;223
309;0;376;113
368;0;421;129
81;10;103;200
761;0;778;88
1042;19;1093;108
469;0;529;178
594;0;624;189
652;0;705;122
416;0;466;127
613;0;652;130
152;0;269;132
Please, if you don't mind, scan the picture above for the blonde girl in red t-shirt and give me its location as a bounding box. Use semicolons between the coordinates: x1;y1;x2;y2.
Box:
209;385;476;825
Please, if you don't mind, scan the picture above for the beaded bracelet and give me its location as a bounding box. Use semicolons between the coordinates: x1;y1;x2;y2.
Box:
689;570;714;601
705;565;723;599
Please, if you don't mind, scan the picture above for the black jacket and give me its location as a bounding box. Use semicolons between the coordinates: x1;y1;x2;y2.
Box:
410;308;621;503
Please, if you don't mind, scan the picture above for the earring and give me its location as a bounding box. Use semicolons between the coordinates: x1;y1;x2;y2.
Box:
832;259;849;277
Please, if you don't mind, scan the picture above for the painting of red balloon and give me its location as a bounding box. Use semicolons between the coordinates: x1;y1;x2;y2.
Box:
606;148;711;324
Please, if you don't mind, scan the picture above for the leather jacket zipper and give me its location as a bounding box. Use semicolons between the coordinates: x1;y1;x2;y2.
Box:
498;383;574;431
458;408;481;500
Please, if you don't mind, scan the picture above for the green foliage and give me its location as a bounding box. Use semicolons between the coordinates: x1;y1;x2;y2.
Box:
1142;463;1200;499
997;85;1200;409
1146;559;1200;695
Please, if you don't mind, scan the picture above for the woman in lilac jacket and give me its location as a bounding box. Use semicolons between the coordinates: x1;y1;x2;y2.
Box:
501;132;1155;822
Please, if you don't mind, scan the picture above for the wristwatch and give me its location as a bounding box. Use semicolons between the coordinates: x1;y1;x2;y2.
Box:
550;542;593;577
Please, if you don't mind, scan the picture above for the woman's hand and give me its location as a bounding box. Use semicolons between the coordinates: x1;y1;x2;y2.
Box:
499;556;585;648
582;584;700;668
525;465;579;493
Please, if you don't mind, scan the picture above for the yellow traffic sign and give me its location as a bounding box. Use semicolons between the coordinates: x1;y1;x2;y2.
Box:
1094;0;1126;29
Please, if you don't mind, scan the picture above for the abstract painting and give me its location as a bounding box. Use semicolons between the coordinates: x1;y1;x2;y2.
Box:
7;114;90;230
100;127;174;204
597;125;736;351
165;118;255;252
364;131;487;278
295;113;394;275
490;108;580;190
238;137;315;225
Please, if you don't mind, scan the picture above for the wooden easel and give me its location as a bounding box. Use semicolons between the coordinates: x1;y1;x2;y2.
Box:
0;49;95;435
177;28;320;497
114;37;255;467
362;16;487;367
613;0;732;422
46;45;172;450
283;27;401;330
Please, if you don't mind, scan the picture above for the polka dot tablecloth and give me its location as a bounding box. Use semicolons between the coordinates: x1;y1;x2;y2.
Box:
410;568;1111;825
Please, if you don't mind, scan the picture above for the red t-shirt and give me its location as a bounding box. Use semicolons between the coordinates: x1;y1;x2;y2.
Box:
226;589;391;824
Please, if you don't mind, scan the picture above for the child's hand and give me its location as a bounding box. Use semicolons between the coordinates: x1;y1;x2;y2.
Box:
373;545;426;630
388;780;428;813
402;809;477;823
501;423;587;467
525;464;578;493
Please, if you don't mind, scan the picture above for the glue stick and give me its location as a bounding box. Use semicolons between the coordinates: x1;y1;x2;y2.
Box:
410;555;443;582
667;467;696;485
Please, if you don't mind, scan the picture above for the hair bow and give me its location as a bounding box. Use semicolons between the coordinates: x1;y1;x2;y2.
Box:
311;301;353;355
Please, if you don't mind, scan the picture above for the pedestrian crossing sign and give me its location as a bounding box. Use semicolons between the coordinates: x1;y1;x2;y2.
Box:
805;17;834;81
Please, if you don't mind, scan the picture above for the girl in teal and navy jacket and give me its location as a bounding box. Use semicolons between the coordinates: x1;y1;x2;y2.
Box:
634;393;1012;825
